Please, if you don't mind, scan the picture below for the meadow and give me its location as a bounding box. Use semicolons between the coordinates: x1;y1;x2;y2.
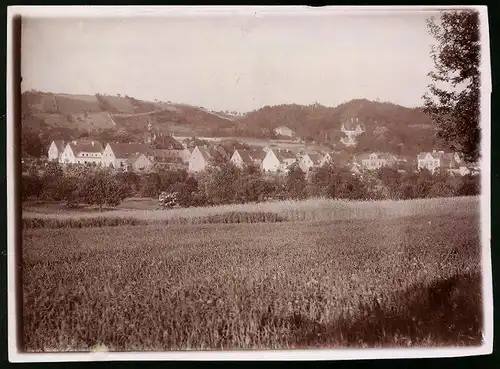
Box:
21;196;483;351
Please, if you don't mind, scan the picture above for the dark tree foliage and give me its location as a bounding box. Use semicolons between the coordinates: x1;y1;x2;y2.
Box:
285;163;308;200
423;10;481;163
79;169;128;211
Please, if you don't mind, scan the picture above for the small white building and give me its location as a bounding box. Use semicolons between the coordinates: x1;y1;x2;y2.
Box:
274;126;294;138
188;145;227;172
298;152;323;173
262;149;297;173
417;150;460;174
126;153;154;172
102;142;153;170
320;152;335;167
48;140;65;162
230;149;266;169
59;140;104;165
356;152;397;171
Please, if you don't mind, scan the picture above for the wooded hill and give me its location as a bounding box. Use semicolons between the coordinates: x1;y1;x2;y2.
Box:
21;91;442;157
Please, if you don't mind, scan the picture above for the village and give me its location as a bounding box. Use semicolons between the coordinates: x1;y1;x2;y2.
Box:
40;117;480;178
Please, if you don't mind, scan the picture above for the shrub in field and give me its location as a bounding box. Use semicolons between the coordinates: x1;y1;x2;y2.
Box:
285;164;308;200
21;171;43;201
198;162;241;205
79;169;129;211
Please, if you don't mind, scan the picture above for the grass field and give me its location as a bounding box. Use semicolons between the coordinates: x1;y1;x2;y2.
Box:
21;196;483;351
23;196;478;225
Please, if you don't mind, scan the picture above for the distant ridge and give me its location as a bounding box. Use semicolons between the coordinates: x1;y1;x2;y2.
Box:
21;91;442;156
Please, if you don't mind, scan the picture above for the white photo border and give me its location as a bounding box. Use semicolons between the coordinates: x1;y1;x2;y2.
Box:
7;5;493;362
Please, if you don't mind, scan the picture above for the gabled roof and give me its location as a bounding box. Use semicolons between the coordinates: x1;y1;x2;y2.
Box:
108;142;152;159
235;149;266;164
68;140;103;155
126;152;150;165
357;152;396;161
275;150;296;162
417;151;445;160
195;145;227;163
152;135;184;150
234;149;254;164
303;152;323;164
249;149;267;160
52;140;65;152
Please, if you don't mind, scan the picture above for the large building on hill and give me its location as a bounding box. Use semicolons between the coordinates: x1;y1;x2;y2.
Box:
274;126;294;138
59;140;104;165
340;117;365;147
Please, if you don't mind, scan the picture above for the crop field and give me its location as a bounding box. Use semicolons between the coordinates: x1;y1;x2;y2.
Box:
21;196;483;351
23;196;478;225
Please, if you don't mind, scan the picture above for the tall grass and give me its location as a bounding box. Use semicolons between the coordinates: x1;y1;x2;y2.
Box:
22;211;482;351
23;196;479;229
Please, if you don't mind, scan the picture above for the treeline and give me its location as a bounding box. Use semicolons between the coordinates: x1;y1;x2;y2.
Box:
22;161;480;210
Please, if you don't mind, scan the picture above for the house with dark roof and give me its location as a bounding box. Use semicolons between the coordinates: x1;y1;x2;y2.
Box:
262;149;297;173
230;149;266;169
126;152;154;172
298;152;323;173
60;140;104;165
102;142;153;170
188;145;228;172
355;152;397;171
48;140;65;162
417;150;461;174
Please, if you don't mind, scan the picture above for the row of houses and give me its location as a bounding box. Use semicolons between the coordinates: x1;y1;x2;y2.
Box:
48;139;191;172
48;138;479;177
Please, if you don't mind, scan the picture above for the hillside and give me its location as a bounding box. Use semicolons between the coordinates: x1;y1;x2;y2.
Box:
21;90;240;139
21;91;442;157
238;99;444;156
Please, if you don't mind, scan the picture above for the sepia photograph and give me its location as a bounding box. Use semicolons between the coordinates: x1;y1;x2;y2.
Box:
7;5;492;362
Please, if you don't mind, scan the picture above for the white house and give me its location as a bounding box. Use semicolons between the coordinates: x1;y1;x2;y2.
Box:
230;149;266;169
417;150;460;174
274;126;294;138
320;152;335;167
298;152;323;173
188;145;227;172
340;117;365;147
59;140;104;165
48;140;65;162
356;152;397;171
262;149;297;173
101;142;153;170
126;153;154;172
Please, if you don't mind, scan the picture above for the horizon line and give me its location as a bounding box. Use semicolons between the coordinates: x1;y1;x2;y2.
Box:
21;89;426;113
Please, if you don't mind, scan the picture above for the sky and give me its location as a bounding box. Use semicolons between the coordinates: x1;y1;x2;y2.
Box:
21;9;440;113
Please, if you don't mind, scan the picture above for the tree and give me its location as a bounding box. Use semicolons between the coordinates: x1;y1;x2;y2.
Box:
79;169;128;211
285;163;307;200
198;162;241;205
21;130;43;158
21;172;43;201
423;10;481;163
